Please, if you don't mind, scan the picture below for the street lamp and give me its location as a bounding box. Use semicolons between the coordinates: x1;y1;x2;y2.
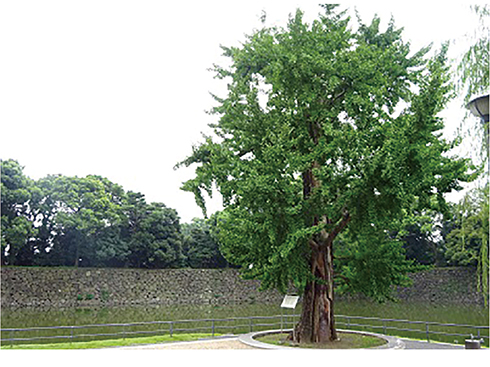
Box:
467;94;489;124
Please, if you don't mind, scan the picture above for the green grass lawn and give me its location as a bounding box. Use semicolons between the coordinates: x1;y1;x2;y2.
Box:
256;332;387;349
0;333;220;350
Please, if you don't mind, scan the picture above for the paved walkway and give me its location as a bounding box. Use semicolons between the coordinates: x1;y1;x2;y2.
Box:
118;337;255;350
400;338;464;349
117;336;470;350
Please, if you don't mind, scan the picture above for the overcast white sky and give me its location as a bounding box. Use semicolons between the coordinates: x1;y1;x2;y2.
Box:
0;1;486;223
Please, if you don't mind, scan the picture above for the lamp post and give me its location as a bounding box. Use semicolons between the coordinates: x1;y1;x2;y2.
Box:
466;94;489;177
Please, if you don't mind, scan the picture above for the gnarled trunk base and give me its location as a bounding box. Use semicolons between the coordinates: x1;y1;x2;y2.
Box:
290;246;337;344
291;281;337;343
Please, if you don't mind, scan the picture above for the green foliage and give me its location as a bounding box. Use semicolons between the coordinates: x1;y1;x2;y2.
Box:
1;160;185;269
443;187;488;266
456;5;489;161
457;5;489;104
178;7;474;300
394;208;445;266
442;186;489;304
100;289;111;302
76;293;94;301
32;174;129;267
335;226;424;302
182;216;229;268
126;201;185;268
1;159;32;218
1;159;37;265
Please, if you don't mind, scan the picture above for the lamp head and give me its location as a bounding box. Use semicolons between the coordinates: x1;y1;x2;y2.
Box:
467;94;489;123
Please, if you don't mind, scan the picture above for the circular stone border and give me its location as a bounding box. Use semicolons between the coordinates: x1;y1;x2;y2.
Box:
238;329;405;349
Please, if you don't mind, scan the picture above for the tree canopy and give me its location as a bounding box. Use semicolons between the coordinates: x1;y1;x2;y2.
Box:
457;5;489;105
182;216;230;269
1;159;186;268
0;159;37;266
178;6;475;342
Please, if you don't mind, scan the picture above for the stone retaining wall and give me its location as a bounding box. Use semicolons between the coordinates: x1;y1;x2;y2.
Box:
396;267;485;305
1;267;282;308
0;266;485;308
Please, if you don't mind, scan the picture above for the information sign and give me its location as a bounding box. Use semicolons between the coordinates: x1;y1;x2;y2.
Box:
281;295;299;309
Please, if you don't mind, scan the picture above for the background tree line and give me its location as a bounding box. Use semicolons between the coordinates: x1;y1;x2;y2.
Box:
2;158;486;272
397;187;488;269
1;159;230;269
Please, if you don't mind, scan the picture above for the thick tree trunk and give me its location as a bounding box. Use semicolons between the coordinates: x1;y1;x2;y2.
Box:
292;242;337;343
292;118;350;344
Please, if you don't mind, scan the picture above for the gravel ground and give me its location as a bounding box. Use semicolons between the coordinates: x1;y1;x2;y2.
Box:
118;338;256;350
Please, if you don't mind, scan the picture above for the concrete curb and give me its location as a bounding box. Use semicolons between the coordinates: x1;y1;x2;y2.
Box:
238;329;404;350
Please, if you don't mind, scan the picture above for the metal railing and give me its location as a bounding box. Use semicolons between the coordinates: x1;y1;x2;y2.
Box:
335;315;489;346
1;314;488;347
0;315;294;347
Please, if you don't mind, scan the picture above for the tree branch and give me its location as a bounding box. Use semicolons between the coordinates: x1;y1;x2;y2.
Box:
309;239;320;251
323;209;351;247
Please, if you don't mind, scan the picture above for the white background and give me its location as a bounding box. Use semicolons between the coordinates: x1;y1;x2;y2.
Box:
0;1;484;223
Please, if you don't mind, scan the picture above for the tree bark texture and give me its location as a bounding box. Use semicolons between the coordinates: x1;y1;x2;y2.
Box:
293;243;337;343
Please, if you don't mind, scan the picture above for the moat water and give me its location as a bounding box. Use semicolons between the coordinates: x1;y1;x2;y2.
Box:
2;299;487;329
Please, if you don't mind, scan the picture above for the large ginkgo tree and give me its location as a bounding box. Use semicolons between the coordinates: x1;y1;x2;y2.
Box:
177;6;475;344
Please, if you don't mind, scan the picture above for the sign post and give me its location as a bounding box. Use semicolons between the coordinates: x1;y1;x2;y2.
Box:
280;295;299;336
